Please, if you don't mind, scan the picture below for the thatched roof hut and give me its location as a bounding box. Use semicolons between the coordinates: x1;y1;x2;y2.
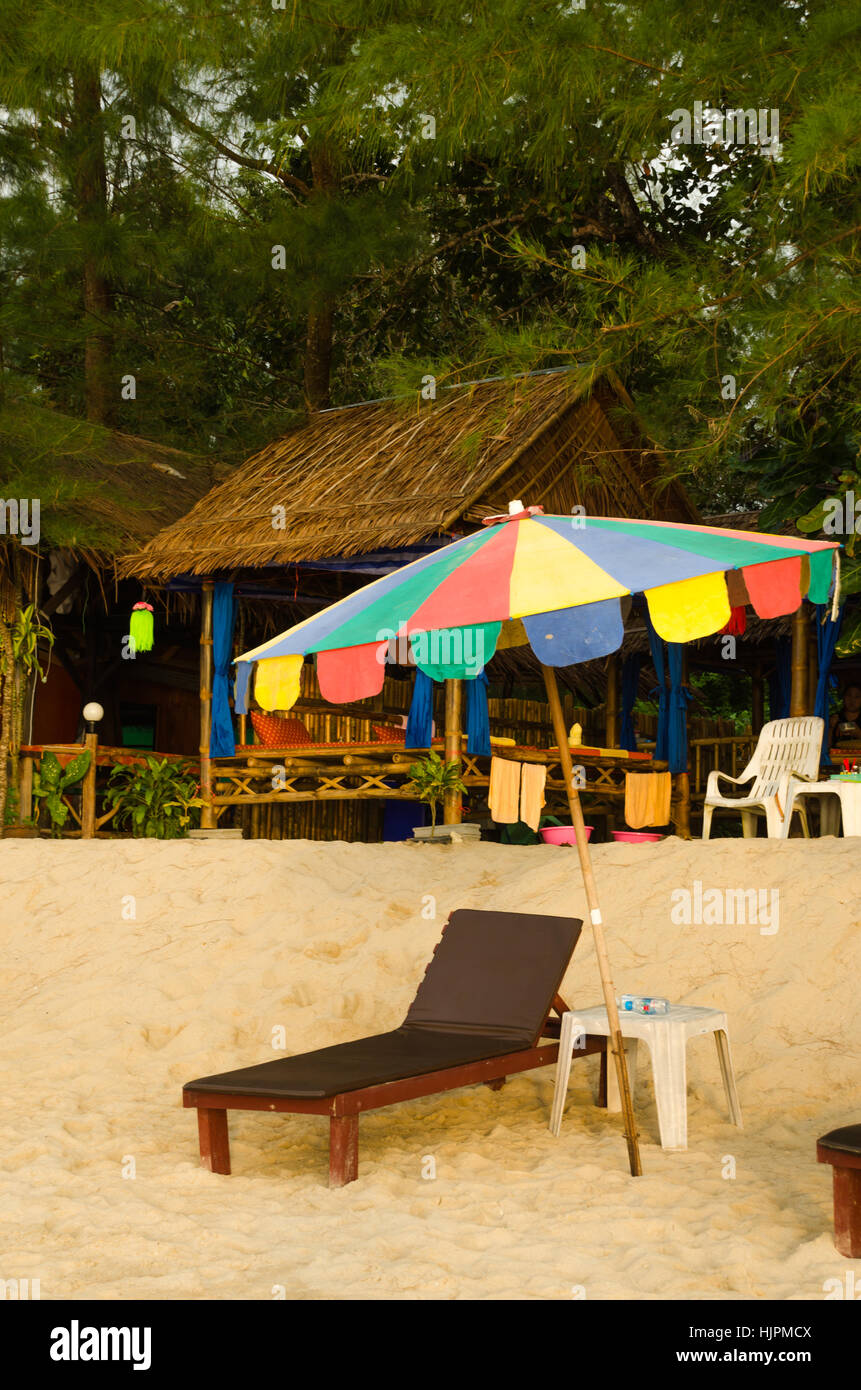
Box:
1;402;226;572
121;367;699;580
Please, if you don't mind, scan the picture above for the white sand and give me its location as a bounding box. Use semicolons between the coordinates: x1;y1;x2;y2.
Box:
1;835;859;1301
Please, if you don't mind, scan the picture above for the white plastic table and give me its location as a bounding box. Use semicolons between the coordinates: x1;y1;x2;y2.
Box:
790;779;861;836
549;1004;743;1151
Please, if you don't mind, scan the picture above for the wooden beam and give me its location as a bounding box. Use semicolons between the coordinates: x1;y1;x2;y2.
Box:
80;731;98;838
790;606;808;716
605;654;620;748
443;678;463;824
199;580;215;828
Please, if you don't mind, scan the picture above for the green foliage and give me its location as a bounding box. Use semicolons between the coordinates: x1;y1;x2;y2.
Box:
0;0;858;512
11;603;54;682
31;749;92;836
406;752;467;830
104;756;203;838
688;671;752;734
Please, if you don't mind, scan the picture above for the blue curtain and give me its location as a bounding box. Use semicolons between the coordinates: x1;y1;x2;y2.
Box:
465;669;490;755
644;609;669;762
619;654;642;751
666;642;691;775
210;581;237;757
815;604;844;764
768;637;792;720
405;668;434;748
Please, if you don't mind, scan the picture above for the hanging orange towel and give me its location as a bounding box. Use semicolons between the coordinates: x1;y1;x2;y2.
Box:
489;757;521;823
519;762;546;831
624;771;671;829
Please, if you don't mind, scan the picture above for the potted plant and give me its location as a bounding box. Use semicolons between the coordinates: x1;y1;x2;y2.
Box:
30;748;92;837
104;756;204;839
406;752;468;841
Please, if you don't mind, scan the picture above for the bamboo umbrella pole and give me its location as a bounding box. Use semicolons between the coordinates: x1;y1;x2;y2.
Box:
541;662;642;1177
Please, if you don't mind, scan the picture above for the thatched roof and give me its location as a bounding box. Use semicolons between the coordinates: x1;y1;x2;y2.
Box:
121;366;699;580
0;402;226;561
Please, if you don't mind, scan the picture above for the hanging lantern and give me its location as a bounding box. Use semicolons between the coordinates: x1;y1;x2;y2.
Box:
129;600;154;654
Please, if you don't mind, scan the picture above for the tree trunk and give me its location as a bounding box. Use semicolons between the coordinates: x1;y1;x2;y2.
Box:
71;66;114;424
303;144;338;411
0;616;13;830
304;300;334;410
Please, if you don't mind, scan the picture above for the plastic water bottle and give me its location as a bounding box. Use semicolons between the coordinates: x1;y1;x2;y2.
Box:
618;994;670;1016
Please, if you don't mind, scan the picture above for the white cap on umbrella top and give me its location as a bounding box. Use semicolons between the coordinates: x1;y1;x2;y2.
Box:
508;499;524;514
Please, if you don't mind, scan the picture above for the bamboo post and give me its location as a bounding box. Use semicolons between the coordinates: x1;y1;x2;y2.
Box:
443;678;463;824
673;648;691;838
18;754;33;824
808;622;819;717
80;731;98;839
673;773;691;839
200;580;216;828
790;606;808;716
541;663;642;1177
605;654;620;748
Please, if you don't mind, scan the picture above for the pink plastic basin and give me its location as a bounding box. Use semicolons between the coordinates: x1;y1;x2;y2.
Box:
540;825;593;845
612;830;663;844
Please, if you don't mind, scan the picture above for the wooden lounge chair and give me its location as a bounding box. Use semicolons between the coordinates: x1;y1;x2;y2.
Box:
183;908;596;1185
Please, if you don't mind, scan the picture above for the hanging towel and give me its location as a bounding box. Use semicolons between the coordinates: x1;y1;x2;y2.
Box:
624;771;672;829
233;660;253;716
489;757;521;823
255;654;304;712
519;762;546;831
317;640;385;703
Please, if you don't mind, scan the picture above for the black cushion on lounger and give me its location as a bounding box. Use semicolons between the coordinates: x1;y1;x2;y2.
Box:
185;908;581;1100
818;1124;861;1157
186;1028;522;1099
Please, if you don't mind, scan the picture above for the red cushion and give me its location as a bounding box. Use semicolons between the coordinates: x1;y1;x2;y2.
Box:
371;723;406;743
250;711;312;748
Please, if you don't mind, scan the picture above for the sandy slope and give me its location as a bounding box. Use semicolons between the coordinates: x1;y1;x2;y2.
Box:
1;835;859;1301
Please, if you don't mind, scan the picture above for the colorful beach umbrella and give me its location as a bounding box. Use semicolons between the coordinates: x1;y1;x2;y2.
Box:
237;509;839;696
235;507;840;1178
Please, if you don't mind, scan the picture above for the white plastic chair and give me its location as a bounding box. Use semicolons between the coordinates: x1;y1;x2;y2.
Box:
701;716;824;840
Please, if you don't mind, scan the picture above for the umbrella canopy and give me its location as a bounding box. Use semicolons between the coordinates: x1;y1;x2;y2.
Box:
237;510;839;680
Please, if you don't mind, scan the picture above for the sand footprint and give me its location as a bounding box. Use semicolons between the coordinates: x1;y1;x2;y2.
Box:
140;1024;185;1050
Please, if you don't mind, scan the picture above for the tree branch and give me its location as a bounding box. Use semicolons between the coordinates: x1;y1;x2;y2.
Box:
161;99;312;198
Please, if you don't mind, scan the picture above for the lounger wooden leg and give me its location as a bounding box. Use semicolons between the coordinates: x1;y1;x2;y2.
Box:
598;1043;609;1108
197;1108;231;1174
832;1167;861;1258
484;1077;506;1091
329;1115;359;1187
